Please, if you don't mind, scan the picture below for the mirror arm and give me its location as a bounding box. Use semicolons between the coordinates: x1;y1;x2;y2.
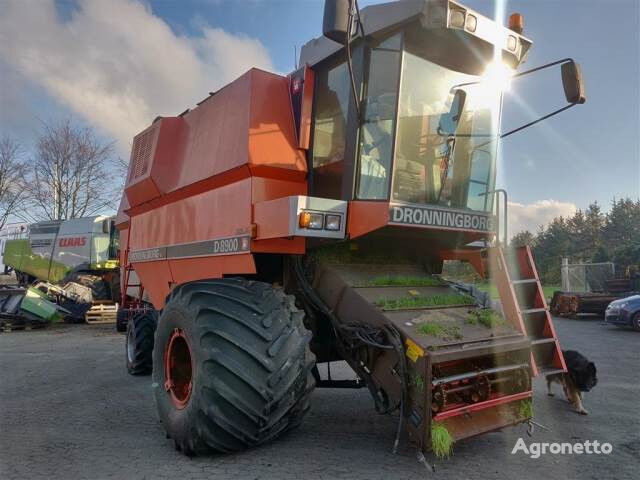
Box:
453;58;576;90
345;0;363;122
511;57;574;80
500;103;577;139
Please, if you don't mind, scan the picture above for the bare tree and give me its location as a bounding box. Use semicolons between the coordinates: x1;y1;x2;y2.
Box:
0;136;28;230
23;120;118;221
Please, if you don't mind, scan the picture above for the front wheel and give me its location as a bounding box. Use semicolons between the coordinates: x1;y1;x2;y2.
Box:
632;312;640;332
152;279;315;455
126;310;157;375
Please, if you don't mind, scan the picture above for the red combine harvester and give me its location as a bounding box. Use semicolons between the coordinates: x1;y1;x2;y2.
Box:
116;0;585;458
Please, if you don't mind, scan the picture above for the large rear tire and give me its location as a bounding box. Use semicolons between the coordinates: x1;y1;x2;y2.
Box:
126;310;157;375
152;279;315;455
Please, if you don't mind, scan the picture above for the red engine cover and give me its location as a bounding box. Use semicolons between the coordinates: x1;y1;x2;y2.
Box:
124;117;185;208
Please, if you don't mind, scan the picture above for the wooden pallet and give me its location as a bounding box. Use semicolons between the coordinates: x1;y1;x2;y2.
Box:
85;301;118;324
0;318;48;332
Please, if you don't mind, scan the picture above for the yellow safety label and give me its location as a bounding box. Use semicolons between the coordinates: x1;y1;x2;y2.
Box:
405;338;424;363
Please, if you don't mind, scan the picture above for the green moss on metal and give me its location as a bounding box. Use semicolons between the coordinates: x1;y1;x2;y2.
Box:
361;275;444;287
466;309;505;328
417;322;462;340
375;294;475;310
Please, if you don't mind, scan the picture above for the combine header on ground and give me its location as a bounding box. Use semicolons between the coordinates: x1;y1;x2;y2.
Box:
116;0;585;459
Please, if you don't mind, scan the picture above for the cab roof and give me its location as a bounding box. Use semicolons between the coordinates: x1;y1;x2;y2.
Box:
299;0;532;69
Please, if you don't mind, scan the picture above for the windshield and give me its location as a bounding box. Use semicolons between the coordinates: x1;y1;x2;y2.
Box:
356;32;502;213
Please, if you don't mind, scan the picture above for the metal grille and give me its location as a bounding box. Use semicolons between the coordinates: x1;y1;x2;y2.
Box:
561;260;615;293
129;126;157;181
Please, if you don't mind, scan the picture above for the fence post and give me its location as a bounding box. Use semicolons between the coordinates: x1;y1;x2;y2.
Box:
561;257;569;291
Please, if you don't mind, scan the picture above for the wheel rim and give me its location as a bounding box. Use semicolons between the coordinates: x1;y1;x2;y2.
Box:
164;328;193;409
126;326;135;363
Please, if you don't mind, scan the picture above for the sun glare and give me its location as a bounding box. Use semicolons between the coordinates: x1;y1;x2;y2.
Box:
481;61;514;93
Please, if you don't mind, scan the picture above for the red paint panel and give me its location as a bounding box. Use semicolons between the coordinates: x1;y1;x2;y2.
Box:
254;196;292;240
248;71;307;172
251;237;305;254
251;177;306;204
348;201;390;238
125;118;185;207
115;193;130;229
175;73;251;187
129;179;252;250
168;254;256;287
126;166;250;218
132;260;173;309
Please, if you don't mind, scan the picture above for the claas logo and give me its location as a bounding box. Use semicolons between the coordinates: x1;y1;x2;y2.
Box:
59;237;87;247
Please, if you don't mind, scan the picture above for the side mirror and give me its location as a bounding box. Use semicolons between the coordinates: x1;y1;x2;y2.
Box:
323;0;351;45
438;90;467;136
561;61;586;104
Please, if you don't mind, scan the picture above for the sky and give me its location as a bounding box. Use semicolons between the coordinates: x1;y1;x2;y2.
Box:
0;0;638;236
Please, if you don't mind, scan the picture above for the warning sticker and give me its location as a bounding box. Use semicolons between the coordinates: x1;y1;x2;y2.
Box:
405;338;425;363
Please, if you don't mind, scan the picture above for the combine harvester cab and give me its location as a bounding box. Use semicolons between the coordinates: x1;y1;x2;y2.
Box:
117;0;584;459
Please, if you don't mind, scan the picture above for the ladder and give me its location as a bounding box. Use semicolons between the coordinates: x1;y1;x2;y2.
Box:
121;228;144;310
489;245;566;377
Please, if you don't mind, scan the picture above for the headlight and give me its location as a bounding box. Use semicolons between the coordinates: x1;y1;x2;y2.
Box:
449;10;465;29
465;14;477;32
299;211;324;230
324;214;341;231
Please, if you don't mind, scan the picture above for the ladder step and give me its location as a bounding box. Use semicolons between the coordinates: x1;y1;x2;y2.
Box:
537;367;566;377
511;278;537;285
521;307;546;315
531;337;556;346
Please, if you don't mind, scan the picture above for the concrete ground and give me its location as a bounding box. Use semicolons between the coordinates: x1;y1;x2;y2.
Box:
0;316;638;480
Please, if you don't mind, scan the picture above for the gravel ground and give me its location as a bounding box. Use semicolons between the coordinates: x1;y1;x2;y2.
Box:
0;316;638;480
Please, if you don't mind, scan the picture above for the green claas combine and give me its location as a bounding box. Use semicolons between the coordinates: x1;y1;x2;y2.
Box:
3;215;120;302
116;0;585;461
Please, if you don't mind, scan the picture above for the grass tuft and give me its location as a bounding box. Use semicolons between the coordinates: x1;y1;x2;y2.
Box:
417;322;462;340
431;423;454;458
466;309;505;328
375;294;475;310
518;399;533;419
363;275;444;287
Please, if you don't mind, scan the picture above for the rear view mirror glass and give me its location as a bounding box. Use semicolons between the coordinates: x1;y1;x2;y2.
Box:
322;0;351;45
561;61;586;104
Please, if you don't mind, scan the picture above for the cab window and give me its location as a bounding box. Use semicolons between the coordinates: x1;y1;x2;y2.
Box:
311;59;351;199
356;33;402;200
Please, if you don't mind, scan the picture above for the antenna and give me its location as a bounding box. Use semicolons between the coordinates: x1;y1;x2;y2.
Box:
294;45;298;70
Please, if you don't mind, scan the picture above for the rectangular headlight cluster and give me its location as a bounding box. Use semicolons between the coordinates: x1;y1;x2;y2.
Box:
299;211;341;231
